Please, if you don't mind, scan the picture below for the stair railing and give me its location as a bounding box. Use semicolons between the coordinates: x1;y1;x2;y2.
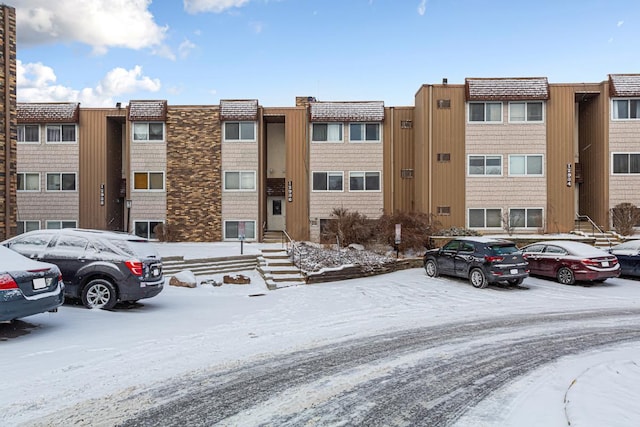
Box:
282;229;303;268
576;214;614;248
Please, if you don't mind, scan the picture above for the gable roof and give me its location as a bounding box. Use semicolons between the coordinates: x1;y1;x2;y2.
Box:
465;77;550;101
17;103;80;123
309;101;385;122
220;99;259;121
609;74;640;97
128;100;167;121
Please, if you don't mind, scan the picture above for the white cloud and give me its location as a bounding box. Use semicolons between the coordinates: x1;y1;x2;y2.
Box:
178;39;197;59
16;0;168;55
617;20;624;27
250;21;265;34
417;0;427;16
17;60;161;107
184;0;251;14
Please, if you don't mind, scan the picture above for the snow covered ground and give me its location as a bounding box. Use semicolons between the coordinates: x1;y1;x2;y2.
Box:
1;241;639;426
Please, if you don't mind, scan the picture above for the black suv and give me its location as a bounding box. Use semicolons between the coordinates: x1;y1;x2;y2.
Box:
2;229;163;309
423;237;529;288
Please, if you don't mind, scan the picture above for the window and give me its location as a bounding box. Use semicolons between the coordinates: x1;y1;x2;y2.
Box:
17;221;40;234
509;208;543;228
349;171;380;191
612;153;640;174
18;124;40;143
133;122;164;141
46;124;76;143
468;155;502;175
224;171;256;191
612;99;640;120
509;102;544;122
469;208;502;228
46;173;76;191
133;172;164;190
312;172;343;191
437;99;451;109
312;123;343;142
437;153;451;162
437;206;451;215
509;155;543;176
224;220;256;240
350;123;380;142
134;221;164;239
46;221;77;229
468;102;502;122
400;120;413;129
17;173;40;191
400;169;414;179
224;122;256;142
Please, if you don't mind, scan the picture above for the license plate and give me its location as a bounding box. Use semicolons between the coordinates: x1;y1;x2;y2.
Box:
510;269;518;274
33;277;46;290
602;261;609;267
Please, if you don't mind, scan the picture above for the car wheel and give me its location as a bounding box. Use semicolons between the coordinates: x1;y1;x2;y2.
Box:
508;278;524;286
556;267;575;285
424;259;439;277
82;279;117;309
469;268;488;289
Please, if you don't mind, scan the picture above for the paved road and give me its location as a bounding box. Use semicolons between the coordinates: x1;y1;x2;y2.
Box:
110;308;640;427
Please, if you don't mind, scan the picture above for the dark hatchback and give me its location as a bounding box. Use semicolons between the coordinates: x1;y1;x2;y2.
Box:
608;240;640;277
424;237;529;288
2;229;163;310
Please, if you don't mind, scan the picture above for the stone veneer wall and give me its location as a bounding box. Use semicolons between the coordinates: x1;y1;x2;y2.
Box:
0;6;16;240
165;106;222;241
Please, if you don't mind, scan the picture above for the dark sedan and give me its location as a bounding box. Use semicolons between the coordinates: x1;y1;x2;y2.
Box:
521;240;620;285
1;246;64;322
608;240;640;277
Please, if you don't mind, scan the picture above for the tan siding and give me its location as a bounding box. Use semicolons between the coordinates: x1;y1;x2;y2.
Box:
17;192;78;222
608;111;640;212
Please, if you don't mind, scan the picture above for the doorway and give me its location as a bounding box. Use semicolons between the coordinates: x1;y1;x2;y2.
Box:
267;197;285;231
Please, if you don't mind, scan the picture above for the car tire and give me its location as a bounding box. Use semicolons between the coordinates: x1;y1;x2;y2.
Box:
424;259;439;277
508;278;524;286
556;267;575;285
82;279;117;310
469;268;488;289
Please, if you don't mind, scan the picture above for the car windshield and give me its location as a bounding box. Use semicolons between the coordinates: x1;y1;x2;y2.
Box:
489;244;520;255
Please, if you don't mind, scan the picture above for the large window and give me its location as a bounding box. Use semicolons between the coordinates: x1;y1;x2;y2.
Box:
469;208;502;228
312;123;343;142
134;221;164;239
224;122;256;142
509;155;543;176
46;173;76;191
224;220;256;240
350;123;380;142
133;172;164;190
17;173;40;191
612;153;640;174
46;124;76;143
468;102;502;122
509;208;543;228
17;221;40;234
612;99;640;120
349;171;380;191
312;172;343;191
224;171;256;191
18;124;40;143
509;102;544;122
468;155;502;176
133;122;164;141
46;220;77;229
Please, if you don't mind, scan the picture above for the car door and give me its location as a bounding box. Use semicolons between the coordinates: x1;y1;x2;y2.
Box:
540;245;567;277
454;241;476;278
40;234;90;285
437;240;460;275
521;244;545;275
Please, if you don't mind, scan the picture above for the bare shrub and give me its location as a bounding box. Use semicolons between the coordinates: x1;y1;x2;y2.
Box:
154;223;176;242
611;203;640;236
320;208;375;247
376;211;441;252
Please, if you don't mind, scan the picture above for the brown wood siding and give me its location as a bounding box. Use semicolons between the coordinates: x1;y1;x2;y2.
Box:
383;107;414;213
546;85;577;232
413;85;429;213
578;83;609;227
1;5;16;239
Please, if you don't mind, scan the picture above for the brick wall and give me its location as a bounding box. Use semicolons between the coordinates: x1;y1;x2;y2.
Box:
166;106;222;241
0;6;16;240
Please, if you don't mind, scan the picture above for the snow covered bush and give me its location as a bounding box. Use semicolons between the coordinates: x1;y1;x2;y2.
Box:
611;203;640;236
377;211;441;252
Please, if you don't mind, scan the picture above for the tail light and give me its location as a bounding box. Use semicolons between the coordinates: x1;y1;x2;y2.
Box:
0;273;18;290
125;260;143;276
581;259;600;267
484;255;504;263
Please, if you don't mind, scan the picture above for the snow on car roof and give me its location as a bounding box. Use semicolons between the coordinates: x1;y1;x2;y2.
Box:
0;246;55;272
543;240;610;256
455;236;514;244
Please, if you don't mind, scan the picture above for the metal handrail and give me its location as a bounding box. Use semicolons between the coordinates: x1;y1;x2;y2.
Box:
575;214;614;247
282;229;303;268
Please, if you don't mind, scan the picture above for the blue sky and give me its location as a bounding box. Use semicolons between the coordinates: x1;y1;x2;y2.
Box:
14;0;640;108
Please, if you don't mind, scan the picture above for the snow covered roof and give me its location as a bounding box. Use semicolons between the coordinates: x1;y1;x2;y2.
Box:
310;101;385;122
220;100;259;121
609;74;640;97
465;77;550;101
17;103;80;123
128;100;167;121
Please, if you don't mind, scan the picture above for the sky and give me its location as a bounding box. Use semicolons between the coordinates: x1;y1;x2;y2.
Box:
12;0;640;108
1;241;639;425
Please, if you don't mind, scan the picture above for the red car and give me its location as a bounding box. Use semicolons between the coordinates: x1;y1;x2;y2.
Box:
520;240;620;285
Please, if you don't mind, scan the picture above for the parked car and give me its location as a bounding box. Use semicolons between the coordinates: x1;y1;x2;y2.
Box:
520;240;620;285
608;240;640;277
0;245;64;322
423;237;529;288
2;229;163;310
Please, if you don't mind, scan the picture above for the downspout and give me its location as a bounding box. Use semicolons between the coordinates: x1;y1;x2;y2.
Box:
428;86;433;213
4;9;12;239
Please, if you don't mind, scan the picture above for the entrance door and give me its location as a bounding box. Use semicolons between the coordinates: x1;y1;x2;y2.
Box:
267;197;285;231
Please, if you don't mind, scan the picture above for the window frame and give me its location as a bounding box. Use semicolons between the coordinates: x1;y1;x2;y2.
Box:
223;121;257;142
468;102;503;123
17;220;41;234
17;124;40;144
311;171;344;192
132;122;165;142
17;172;41;192
468;208;503;229
45;124;77;144
467;155;503;176
349;171;381;192
612;153;640;174
508;208;544;229
612;99;640;120
223;220;257;240
46;220;77;230
133;220;164;239
223;170;257;191
508;154;544;176
45;172;77;192
508;101;545;123
132;171;165;191
311;123;344;143
349;123;381;143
